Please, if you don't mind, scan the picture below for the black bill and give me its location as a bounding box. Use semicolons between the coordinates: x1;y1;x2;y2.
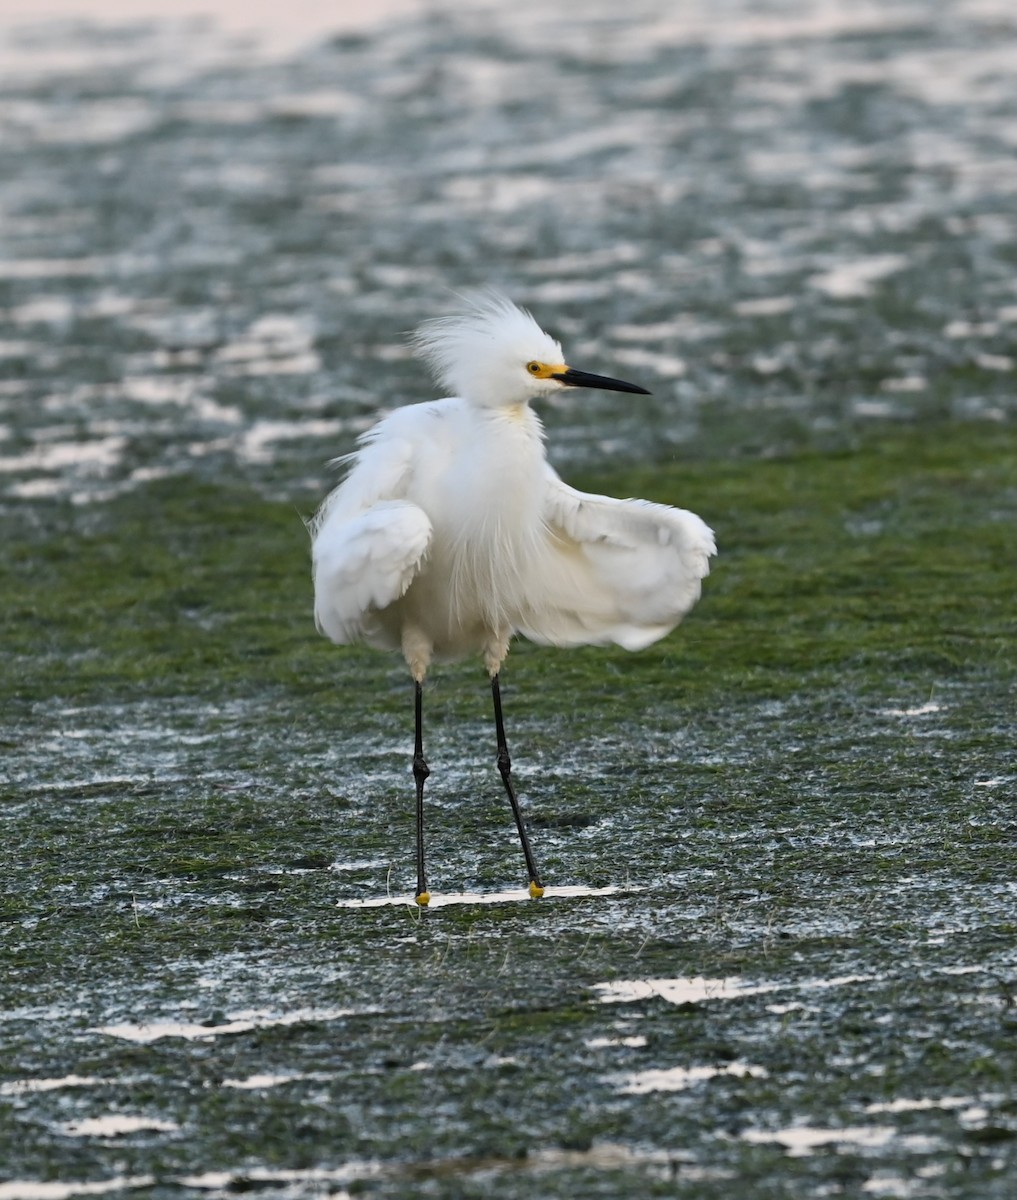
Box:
551;367;651;395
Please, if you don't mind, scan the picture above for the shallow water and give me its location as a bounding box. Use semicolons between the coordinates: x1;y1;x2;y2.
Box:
2;0;1017;506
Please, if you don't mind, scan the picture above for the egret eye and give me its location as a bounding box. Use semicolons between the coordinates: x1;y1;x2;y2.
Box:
527;361;542;375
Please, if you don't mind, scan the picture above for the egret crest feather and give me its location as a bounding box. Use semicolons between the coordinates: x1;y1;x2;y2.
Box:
412;291;564;405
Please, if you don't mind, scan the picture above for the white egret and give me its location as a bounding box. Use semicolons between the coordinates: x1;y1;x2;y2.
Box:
311;293;715;906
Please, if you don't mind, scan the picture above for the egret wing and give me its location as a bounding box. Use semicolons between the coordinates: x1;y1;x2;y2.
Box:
311;425;433;646
519;470;716;650
313;499;432;645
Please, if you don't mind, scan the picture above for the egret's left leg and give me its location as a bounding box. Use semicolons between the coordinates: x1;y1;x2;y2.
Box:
490;672;544;898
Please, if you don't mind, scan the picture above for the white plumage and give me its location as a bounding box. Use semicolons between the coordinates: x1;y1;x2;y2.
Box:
310;292;715;904
312;295;714;673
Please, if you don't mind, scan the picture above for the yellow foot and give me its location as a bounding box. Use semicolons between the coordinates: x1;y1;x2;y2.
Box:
528;880;545;899
415;891;431;907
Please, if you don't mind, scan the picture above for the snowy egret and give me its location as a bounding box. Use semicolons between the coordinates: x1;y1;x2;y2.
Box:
311;293;715;905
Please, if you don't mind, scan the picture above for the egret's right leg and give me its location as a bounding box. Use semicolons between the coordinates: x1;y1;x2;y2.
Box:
412;678;430;906
403;627;433;907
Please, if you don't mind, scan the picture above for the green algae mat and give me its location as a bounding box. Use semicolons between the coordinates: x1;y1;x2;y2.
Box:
3;423;1015;1198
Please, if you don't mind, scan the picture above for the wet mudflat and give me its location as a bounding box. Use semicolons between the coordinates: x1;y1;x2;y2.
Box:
2;1;1017;1197
3;426;1014;1199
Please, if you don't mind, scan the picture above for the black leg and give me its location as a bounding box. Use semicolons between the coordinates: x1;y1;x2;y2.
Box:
491;673;544;897
412;679;430;906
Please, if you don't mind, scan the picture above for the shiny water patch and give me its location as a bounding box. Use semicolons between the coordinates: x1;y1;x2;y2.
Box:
220;1073;323;1090
615;1060;768;1095
881;701;942;717
60;1116;180;1139
593;976;779;1005
585;1035;648;1048
864;1094;1001;1116
336;884;630;909
0;1179;155;1200
741;1125;942;1158
94;1006;353;1043
808;254;908;299
742;1125;898;1156
595;972;875;1006
0;1076;102;1096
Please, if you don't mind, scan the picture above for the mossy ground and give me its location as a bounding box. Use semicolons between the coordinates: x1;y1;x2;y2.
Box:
2;421;1015;1198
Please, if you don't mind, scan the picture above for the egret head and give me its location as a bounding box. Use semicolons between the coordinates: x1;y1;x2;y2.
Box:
412;292;650;409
